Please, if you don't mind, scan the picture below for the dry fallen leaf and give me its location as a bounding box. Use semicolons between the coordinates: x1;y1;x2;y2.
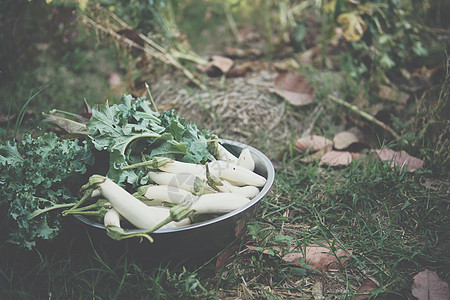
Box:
269;72;315;106
333;131;359;150
295;135;333;153
300;148;330;163
282;245;353;271
351;152;365;161
319;151;352;167
373;149;423;172
412;270;450;300
247;244;352;271
355;278;378;300
197;55;234;76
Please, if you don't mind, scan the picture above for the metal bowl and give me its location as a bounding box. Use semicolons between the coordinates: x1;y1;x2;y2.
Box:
75;139;275;259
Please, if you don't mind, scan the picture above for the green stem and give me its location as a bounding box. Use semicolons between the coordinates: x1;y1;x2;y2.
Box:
29;202;75;220
106;226;154;243
49;109;83;118
328;95;403;142
67;187;95;212
118;133;162;158
64;210;103;217
147;215;176;233
145;82;159;113
65;175;106;213
121;157;173;170
62;199;108;216
205;164;223;192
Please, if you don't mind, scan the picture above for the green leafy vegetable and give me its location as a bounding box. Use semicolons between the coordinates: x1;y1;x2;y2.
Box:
0;132;94;249
86;95;216;187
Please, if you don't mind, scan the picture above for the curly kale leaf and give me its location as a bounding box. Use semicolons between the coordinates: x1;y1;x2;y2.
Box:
0;132;94;249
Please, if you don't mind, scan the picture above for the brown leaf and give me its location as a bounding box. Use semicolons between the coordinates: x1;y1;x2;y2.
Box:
270;72;315;106
412;270;450;300
295;135;333;153
373;149;423;172
274;71;314;95
282;245;353;271
269;88;314;106
333;131;359;150
300;148;330;163
197;55;234;76
351;152;365;161
355;278;378;300
319;151;352;167
247;244;352;271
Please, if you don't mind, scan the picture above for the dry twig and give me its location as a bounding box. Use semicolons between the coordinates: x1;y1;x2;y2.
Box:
79;4;207;90
329;95;402;141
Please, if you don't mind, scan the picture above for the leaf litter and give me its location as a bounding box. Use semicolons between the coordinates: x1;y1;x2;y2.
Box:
373;149;424;172
295;132;423;171
333;131;359;150
246;244;353;271
411;269;450;300
269;71;315;106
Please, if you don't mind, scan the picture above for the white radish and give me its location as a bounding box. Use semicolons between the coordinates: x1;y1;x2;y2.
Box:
191;193;250;214
152;157;266;187
91;189;102;198
142;185;197;206
237;148;255;171
216;180;261;198
97;177;178;230
173;217;191;227
158;160;205;175
217;144;239;164
208;160;266;187
104;208;121;227
141;185;250;214
148;171;215;194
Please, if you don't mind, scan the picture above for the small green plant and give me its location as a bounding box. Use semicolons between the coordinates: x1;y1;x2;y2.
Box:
326;0;432;83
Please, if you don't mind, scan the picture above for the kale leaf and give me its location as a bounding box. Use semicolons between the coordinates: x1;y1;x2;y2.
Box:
86;95;216;188
0;132;94;249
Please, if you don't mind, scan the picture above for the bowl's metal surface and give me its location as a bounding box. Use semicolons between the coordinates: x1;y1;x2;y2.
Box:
75;139;275;257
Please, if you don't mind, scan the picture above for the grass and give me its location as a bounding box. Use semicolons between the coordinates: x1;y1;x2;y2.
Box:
2;153;446;299
213;156;449;298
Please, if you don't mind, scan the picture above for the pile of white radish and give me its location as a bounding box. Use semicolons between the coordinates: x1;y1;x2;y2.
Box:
63;145;266;242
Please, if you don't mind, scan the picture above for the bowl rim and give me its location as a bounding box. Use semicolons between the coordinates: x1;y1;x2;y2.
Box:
74;139;275;234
